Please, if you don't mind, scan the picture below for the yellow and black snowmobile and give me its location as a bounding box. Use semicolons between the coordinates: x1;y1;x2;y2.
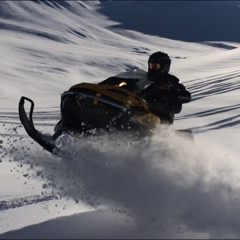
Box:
19;70;192;155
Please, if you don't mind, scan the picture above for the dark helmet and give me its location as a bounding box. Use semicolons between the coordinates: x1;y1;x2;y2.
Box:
147;51;171;81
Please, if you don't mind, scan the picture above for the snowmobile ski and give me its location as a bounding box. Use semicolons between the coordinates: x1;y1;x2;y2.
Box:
18;96;59;155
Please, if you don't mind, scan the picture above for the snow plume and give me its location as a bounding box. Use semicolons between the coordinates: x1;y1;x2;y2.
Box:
64;130;240;239
7;125;240;238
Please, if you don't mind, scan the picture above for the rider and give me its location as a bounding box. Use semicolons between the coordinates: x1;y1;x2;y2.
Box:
139;51;191;124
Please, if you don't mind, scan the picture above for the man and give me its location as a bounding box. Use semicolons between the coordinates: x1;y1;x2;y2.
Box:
91;51;191;124
139;51;191;124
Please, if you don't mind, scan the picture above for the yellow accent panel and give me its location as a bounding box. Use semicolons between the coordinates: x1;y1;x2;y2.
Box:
93;93;101;105
136;113;161;130
69;83;149;110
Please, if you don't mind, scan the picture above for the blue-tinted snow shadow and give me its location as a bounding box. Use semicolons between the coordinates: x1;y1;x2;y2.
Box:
0;209;137;239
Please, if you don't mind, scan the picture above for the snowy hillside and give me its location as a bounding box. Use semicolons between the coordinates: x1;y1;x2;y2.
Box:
0;1;240;238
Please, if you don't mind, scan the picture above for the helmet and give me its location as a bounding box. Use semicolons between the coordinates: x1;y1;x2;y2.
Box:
147;51;171;81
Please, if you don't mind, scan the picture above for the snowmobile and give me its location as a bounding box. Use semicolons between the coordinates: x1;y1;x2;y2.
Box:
18;69;192;156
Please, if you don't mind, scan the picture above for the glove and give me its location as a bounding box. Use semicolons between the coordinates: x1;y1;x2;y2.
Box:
177;90;191;103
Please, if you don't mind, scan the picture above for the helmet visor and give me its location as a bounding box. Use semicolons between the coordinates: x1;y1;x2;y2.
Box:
149;63;161;70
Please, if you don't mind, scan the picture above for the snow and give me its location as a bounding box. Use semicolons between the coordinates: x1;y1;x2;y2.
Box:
0;0;240;238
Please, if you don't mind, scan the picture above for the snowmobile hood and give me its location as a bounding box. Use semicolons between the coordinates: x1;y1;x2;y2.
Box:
69;82;149;110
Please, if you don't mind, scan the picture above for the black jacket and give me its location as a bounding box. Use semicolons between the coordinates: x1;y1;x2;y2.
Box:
139;73;191;123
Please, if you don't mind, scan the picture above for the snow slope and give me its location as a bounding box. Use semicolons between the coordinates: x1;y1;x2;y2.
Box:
0;1;240;238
